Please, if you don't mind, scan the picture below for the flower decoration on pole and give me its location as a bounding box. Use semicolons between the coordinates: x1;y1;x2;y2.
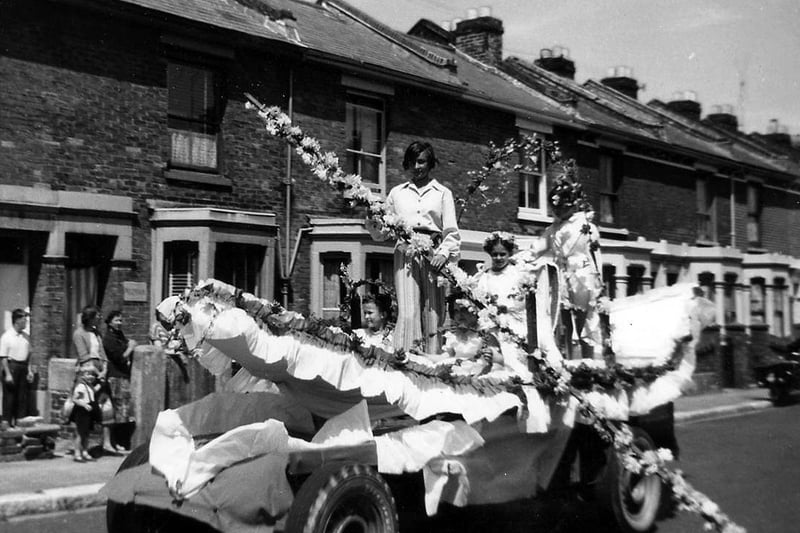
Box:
456;136;560;223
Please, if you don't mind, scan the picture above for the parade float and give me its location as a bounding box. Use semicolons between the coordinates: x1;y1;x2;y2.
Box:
103;100;745;533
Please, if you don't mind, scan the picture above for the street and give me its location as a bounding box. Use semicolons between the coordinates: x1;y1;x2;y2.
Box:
8;403;800;533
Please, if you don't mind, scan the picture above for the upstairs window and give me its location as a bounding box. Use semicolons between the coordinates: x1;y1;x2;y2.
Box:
696;176;716;242
168;62;223;172
345;93;385;192
598;152;622;225
746;183;762;248
518;134;548;216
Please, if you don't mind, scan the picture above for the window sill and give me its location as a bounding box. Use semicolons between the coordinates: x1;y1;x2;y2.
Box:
516;208;551;224
745;246;767;254
598;225;630;239
694;239;719;247
165;168;232;188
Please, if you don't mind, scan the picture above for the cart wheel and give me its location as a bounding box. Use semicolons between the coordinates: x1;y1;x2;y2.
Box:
285;462;399;533
106;443;151;533
596;427;662;533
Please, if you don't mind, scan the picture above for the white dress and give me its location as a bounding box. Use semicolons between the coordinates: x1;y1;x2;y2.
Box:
353;328;394;352
473;264;533;378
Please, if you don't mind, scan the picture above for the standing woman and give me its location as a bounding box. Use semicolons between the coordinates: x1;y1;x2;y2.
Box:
102;310;137;452
72;305;115;454
539;179;604;359
369;141;461;353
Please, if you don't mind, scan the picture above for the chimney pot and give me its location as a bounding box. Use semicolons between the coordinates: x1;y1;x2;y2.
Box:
705;104;738;132
534;46;576;79
667;91;702;121
478;6;492;17
440;20;451;30
601;65;638;99
466;8;478;19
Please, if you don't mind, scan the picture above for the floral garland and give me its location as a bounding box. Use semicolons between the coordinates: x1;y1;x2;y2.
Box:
174;280;527;402
244;99;745;533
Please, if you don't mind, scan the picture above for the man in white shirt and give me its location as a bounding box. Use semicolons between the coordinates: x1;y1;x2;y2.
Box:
1;309;31;425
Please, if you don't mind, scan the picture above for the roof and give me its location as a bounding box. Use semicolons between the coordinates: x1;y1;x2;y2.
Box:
503;56;796;177
113;0;574;123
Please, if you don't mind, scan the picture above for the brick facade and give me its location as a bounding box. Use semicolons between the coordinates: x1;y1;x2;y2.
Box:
1;0;799;414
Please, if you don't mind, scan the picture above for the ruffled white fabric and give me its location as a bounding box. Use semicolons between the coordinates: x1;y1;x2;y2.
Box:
180;302;550;428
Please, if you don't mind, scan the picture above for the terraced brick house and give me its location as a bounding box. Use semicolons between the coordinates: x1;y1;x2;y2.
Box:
1;0;798;416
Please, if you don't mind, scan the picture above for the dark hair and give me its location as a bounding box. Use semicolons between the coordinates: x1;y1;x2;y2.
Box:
402;141;438;171
11;309;28;323
482;232;517;255
105;309;122;325
80;305;100;328
361;293;394;323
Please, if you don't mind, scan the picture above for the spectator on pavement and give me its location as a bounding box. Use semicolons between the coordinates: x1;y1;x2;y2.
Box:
72;305;116;454
102;310;137;452
0;309;32;426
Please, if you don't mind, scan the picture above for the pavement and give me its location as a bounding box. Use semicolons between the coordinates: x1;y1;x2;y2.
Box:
0;386;778;523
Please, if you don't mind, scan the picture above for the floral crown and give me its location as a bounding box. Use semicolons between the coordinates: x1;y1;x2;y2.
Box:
483;230;518;254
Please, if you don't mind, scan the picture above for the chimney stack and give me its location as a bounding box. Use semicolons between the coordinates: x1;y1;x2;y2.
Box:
534;45;575;79
666;90;701;122
705;104;738;132
764;119;792;148
453;7;504;66
601;66;638;100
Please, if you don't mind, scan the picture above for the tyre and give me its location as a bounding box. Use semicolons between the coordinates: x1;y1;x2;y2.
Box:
284;462;399;533
106;443;152;533
595;427;662;533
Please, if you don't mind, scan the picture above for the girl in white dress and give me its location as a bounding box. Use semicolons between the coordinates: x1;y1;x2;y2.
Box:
353;293;394;352
538;178;604;359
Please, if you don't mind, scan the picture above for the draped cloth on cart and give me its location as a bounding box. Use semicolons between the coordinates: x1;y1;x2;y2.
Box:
103;280;713;533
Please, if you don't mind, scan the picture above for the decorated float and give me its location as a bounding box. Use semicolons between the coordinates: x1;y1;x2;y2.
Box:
103;100;745;533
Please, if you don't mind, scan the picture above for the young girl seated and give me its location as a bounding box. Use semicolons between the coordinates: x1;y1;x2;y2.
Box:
439;298;503;375
353;293;394;352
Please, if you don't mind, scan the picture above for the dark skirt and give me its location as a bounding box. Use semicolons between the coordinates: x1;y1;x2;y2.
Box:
70;405;94;437
107;376;134;424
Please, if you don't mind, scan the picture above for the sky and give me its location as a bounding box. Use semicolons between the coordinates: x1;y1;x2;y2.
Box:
338;0;800;135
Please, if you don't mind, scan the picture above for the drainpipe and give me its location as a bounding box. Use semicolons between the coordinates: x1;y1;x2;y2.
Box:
730;176;736;249
283;69;294;308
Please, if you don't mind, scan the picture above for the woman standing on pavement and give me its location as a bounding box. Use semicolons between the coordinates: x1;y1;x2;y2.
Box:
367;141;461;353
72;305;116;454
102;310;137;452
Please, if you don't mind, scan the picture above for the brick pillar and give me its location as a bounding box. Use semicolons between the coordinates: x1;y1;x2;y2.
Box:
130;345;165;448
30;256;68;416
106;261;150;343
725;323;748;388
748;323;770;387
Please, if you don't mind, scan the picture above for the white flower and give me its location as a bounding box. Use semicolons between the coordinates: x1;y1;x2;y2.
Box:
700;500;719;517
656;448;674;463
